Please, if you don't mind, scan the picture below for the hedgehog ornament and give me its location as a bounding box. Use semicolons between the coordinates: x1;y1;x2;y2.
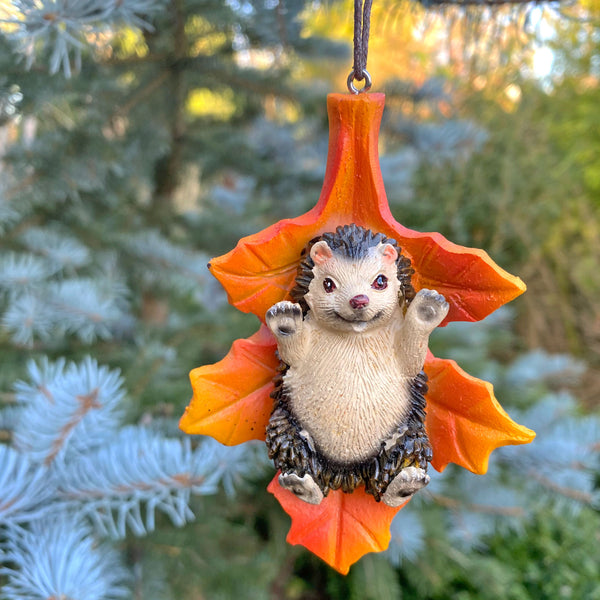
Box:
180;92;534;573
265;224;449;507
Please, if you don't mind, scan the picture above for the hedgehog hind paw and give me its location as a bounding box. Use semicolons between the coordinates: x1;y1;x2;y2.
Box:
279;472;324;505
382;466;430;507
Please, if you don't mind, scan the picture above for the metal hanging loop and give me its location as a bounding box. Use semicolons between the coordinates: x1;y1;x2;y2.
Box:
347;69;372;94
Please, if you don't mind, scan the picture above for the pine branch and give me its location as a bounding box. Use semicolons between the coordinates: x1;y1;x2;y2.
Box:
20;226;91;270
2;0;168;76
0;445;55;525
0;354;270;596
2;277;131;345
56;430;267;538
112;68;171;118
0;514;130;600
13;356;68;400
12;357;125;465
125;230;210;295
0;405;22;434
504;393;600;497
2;292;55;345
0;252;59;292
48;278;130;342
506;350;586;388
56;427;207;537
529;471;594;505
429;492;527;518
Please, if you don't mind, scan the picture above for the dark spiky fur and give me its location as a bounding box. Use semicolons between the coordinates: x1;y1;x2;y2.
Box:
265;224;432;501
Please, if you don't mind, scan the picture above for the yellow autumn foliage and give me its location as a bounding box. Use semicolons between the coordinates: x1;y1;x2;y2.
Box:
186;88;236;120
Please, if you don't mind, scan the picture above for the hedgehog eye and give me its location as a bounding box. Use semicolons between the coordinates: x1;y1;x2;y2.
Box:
323;278;336;293
371;274;388;290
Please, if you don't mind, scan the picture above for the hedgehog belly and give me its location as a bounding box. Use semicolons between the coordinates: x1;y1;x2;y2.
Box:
283;328;413;463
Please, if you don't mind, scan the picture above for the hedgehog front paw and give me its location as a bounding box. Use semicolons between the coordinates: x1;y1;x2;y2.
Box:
266;301;303;337
279;472;324;505
411;289;449;328
382;466;430;507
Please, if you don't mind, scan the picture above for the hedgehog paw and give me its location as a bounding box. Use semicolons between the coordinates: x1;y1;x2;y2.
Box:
412;289;449;328
266;301;303;337
279;472;324;505
382;467;430;507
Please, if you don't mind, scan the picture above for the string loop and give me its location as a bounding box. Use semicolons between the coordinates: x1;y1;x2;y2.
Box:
348;0;373;94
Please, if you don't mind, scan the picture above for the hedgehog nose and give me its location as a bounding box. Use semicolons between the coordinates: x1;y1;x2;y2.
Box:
349;294;369;309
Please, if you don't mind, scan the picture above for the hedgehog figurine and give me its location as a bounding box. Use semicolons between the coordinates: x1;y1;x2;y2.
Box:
265;224;449;507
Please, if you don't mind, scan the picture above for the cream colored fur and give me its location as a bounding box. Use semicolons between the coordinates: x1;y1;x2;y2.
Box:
266;241;448;464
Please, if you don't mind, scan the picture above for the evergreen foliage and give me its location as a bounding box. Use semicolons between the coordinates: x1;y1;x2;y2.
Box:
0;357;268;597
1;515;130;600
0;0;599;598
2;0;167;76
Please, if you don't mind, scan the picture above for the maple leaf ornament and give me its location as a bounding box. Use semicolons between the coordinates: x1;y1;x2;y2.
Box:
180;93;535;574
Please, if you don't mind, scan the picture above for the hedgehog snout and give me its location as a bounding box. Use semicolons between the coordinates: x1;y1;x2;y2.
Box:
349;294;369;310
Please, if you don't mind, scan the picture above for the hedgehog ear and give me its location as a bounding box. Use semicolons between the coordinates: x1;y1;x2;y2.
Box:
310;241;333;266
378;243;398;265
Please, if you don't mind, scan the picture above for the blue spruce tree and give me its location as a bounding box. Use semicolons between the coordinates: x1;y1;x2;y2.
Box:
1;1;598;598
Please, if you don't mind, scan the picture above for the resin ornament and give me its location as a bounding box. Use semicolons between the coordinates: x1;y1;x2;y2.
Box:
266;224;448;507
180;93;535;574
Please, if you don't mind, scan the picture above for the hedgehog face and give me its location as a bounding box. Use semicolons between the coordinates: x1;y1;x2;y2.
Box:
304;240;401;333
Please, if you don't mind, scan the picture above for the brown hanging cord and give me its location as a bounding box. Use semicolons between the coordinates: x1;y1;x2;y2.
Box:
348;0;373;93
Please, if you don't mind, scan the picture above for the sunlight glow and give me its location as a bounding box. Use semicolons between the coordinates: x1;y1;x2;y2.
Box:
533;45;555;79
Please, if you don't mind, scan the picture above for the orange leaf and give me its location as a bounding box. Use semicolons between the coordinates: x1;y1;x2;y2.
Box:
179;325;278;445
268;474;407;574
209;93;525;325
396;231;526;324
424;352;535;474
209;219;313;318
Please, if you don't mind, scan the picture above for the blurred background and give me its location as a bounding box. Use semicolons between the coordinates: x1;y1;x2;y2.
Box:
0;0;599;598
